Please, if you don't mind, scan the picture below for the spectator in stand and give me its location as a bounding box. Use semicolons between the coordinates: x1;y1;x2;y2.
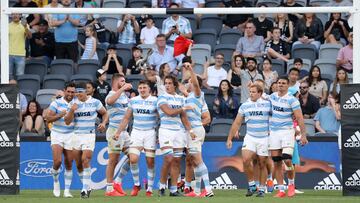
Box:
253;4;273;43
152;0;173;7
222;0;253;33
261;58;278;93
162;3;192;43
86;81;96;96
235;21;265;59
117;14;140;45
137;4;153;30
79;25;98;60
239;57;264;103
71;0;96;27
140;17;159;44
50;0;81;62
175;0;204;8
293;58;309;79
93;69;111;106
336;32;353;73
32;0;48;7
293;13;324;50
265;27;290;62
281;0;303;25
21;100;45;136
324;13;351;45
299;81;320;119
9;13;32;80
202;53;228;89
269;81;278;94
14;0;40;31
29;19;55;65
273;13;294;44
288;67;301;95
127;46;145;75
306;66;328;105
330;69;349;95
324;0;352;7
227;54;245;89
314;94;341;135
44;0;63;28
101;44;124;75
213;79;240;119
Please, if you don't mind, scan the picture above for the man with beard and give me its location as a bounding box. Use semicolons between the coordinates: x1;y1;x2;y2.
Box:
298;81;320;119
239;57;264;104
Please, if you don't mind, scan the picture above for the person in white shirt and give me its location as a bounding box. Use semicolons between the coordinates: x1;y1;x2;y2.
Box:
175;0;205;8
202;53;227;89
140;17;159;44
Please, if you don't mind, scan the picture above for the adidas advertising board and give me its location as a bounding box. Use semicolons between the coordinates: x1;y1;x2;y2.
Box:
0;131;14;148
0;169;14;186
210;173;238;190
314;173;342;190
344;169;360;187
344;131;360;148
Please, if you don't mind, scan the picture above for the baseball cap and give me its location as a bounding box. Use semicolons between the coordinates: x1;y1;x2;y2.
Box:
37;19;48;26
96;69;107;78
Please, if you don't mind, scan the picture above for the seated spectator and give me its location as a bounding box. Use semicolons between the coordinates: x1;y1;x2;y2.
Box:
306;66;328;105
227;54;245;89
93;69;111;106
293;58;309;79
293;13;324;50
299;81;320;119
140;17;159;44
175;0;204;8
14;0;40;31
21;100;45;136
213;79;240;119
235;21;265;59
86;81;96;96
314;94;341;135
330;69;349;95
127;47;145;75
101;44;124;74
269;81;278;94
162;3;192;43
239;57;264;103
261;58;278;93
265;27;290;62
222;0;253;32
273;13;294;44
44;0;63;28
253;4;273;43
324;13;351;45
203;53;228;89
79;25;98;60
281;0;303;25
137;5;153;30
117;14;140;45
288;67;300;95
336;32;353;73
29;19;55;65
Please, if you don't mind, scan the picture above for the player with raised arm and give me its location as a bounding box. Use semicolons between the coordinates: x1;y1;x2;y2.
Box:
227;84;272;197
46;82;76;198
64;82;108;199
269;76;308;198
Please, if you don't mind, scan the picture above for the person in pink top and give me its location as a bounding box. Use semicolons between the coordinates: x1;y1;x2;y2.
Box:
336;32;353;73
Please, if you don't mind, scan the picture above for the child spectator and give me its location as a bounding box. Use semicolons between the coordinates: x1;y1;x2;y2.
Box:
93;69;111;106
265;27;290;62
140;17;160;44
101;44;124;74
79;25;98;60
293;58;309;79
127;46;145;75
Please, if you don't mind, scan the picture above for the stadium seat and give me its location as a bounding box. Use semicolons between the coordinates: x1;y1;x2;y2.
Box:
193;29;217;52
309;0;331;6
152;15;167;30
21;89;34;102
222;62;231;72
321;74;333;89
287;58;312;73
97;46;107;62
304;119;316;136
24;59;48;83
256;0;281;7
291;44;317;66
70;74;94;83
128;0;151;8
202;89;217;114
315;13;329;28
77;59;100;78
193;63;205;75
126;74;145;90
314;59;337;79
214;44;236;63
115;44;133;68
205;0;222;7
191;44;212;65
219;29;242;45
182;15;198;33
270;59;286;76
103;0;126;8
210;118;233;134
100;17;119;32
36;89;58;109
43;74;68;90
49;59;74;80
17;74;41;97
319;43;342;60
199;15;223;36
295;0;307;6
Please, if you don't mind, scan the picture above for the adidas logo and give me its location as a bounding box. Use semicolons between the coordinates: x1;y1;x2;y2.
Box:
210;173;237;190
0;131;14;147
344;131;360;148
0;169;14;186
345;169;360;186
0;93;14;109
314;173;342;190
343;92;360;109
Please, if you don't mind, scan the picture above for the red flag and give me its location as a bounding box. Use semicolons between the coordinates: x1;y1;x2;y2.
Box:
173;36;193;57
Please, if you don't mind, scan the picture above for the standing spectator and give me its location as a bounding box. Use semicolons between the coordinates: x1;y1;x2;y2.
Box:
336;32;353;73
21;100;45;136
253;4;273;43
281;0;303;25
265;27;290;62
127;47;144;75
213;80;240;119
261;58;278;93
175;0;204;8
202;53;228;89
293;13;324;50
14;0;41;31
117;14;140;45
288;68;301;95
293;58;309;79
29;19;55;65
314;94;341;135
86;81;96;96
50;0;81;62
227;54;245;89
71;0;95;27
299;81;320;119
307;66;328;105
239;57;264;103
162;3;192;43
93;69;111;106
101;44;124;75
140;17;159;44
330;69;349;95
44;0;63;28
9;13;32;80
273;13;294;44
324;13;351;45
79;25;98;60
222;0;253;32
235;21;265;59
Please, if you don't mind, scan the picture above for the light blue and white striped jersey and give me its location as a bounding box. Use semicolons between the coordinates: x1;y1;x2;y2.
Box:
185;92;208;129
128;95;158;130
269;92;300;131
71;96;103;134
238;98;271;138
105;91;129;129
157;92;185;131
48;97;74;134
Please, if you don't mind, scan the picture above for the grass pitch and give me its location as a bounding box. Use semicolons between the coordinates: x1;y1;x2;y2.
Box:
0;190;359;203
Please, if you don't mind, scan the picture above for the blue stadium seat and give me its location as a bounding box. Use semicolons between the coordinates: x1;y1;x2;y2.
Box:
314;58;337;79
36;89;58;109
210;118;233;134
20;89;34;102
100;17;119;32
102;0;126;18
214;44;236;63
199;15;223;36
70;74;94;83
291;44;317;66
17;74;41;97
50;59;74;80
321;74;333;91
77;59;100;78
193;29;217;52
219;28;242;45
43;74;68;90
270;59;286;76
319;43;342;60
191;44;211;65
97;46;107;62
25;59;48;83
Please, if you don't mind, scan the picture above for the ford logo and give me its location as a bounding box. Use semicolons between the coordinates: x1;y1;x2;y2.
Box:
20;159;63;177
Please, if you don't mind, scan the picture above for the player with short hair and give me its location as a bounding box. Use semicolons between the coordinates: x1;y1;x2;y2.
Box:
46;82;76;198
227;84;271;197
64;82;108;199
114;80;159;197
